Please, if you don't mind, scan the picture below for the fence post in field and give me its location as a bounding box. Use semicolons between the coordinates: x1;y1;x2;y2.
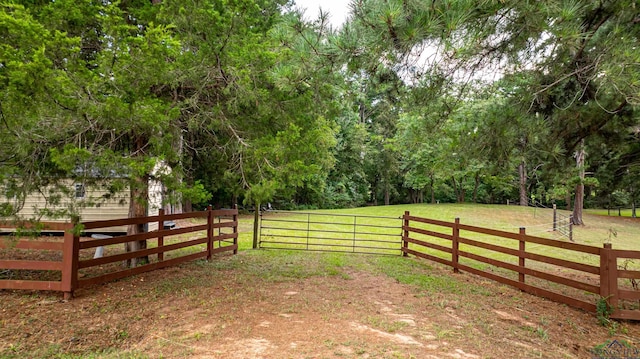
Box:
553;204;557;231
233;204;239;254
569;215;574;242
452;218;460;273
253;206;260;249
600;243;618;310
158;208;164;262
207;205;213;260
402;211;409;257
519;227;526;284
61;223;79;300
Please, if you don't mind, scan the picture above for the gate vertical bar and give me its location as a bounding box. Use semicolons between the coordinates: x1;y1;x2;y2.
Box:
306;213;310;250
402;211;409;257
233;204;238;254
569;215;574;242
353;215;357;252
258;210;262;249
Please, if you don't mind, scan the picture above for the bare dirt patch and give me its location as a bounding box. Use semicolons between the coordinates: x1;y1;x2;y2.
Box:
1;250;639;358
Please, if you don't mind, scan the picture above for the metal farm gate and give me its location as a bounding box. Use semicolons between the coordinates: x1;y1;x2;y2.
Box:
259;211;402;255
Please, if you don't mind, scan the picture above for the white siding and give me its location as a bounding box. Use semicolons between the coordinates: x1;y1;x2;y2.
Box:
2;180;129;233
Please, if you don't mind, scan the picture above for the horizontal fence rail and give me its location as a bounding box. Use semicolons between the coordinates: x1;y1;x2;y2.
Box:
260;211;403;255
401;211;640;320
0;206;238;299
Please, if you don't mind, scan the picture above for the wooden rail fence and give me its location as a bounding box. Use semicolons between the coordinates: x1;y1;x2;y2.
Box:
402;211;640;320
0;206;238;299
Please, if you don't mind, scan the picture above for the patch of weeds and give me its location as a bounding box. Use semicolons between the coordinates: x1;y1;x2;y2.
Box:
323;253;347;269
596;296;613;327
0;343;22;359
341;340;368;355
283;303;300;314
374;257;465;294
365;316;408;333
3;345;149;359
523;325;549;341
432;323;457;339
607;321;621;336
115;329;129;341
565;318;582;336
435;299;459;310
231;250;332;281
539;316;549;326
472;318;494;335
469;285;494;296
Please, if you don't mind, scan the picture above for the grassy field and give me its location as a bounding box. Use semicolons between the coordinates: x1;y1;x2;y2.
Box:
586;207;638;218
71;203;640;286
253;204;640;300
253;203;640;256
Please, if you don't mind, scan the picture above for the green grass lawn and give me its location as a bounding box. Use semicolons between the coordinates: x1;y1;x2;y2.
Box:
253;203;639;249
244;203;640;284
586;207;638;218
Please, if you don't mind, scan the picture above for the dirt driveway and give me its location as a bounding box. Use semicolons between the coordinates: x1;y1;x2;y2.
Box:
1;250;639;358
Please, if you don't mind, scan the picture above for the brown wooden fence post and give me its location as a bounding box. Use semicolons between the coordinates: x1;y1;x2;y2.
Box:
569;215;574;242
61;223;79;300
600;243;618;312
158;209;164;262
233;204;239;255
453;218;460;273
608;245;619;311
402;211;409;257
519;227;526;284
207;205;213;261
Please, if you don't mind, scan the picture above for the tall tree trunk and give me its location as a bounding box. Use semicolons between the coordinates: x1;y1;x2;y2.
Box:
473;172;479;203
565;193;572;211
572;139;585;225
452;177;465;203
518;161;527;206
451;177;459;202
125;135;150;267
384;181;390;206
430;175;435;204
183;199;193;212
